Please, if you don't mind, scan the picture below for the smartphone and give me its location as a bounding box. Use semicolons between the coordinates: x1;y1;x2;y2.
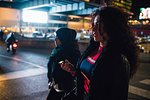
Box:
58;61;64;65
59;60;75;72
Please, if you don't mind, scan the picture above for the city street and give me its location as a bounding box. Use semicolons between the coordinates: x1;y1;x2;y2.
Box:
0;43;150;100
0;0;150;99
0;44;50;100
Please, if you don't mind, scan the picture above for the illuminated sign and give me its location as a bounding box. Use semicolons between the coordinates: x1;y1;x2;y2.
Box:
84;0;90;2
22;10;48;23
86;0;132;14
81;0;90;2
139;8;150;19
111;0;132;14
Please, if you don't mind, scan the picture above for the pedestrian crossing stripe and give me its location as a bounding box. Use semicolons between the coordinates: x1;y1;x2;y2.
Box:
140;79;150;86
0;54;150;99
129;79;150;99
0;54;44;68
129;85;150;99
0;69;150;99
0;68;47;81
0;54;48;82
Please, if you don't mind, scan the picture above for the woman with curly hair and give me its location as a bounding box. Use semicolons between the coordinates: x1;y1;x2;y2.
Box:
61;6;139;100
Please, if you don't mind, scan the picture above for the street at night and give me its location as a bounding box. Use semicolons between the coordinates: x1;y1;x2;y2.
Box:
0;44;50;100
0;0;150;100
0;42;150;100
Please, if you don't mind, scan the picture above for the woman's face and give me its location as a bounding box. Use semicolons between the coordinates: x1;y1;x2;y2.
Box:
55;36;61;46
92;16;103;42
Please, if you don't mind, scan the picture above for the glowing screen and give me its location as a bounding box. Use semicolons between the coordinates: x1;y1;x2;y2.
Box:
139;8;150;19
22;10;48;23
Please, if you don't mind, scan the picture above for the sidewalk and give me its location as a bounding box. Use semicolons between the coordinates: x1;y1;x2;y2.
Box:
139;53;150;63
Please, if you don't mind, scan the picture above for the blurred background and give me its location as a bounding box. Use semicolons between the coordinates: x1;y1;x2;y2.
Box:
0;0;150;53
0;0;150;100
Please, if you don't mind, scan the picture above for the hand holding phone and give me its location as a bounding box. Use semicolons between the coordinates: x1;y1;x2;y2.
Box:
59;59;76;75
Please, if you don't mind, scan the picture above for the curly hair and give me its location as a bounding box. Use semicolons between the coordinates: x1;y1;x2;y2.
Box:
90;6;139;79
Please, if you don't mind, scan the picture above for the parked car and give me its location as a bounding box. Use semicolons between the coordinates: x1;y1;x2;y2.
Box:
32;31;45;38
137;44;144;53
46;33;55;40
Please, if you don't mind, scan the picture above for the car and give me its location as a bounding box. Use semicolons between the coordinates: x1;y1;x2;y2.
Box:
137;44;144;53
147;38;150;42
76;33;90;40
84;34;90;39
46;33;55;40
32;31;45;38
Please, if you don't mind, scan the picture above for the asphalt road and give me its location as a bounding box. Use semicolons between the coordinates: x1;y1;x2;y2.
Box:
0;44;150;100
0;45;50;100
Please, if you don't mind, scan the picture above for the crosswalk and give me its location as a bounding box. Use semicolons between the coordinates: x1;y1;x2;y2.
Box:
0;68;150;99
129;79;150;99
0;68;47;81
0;54;47;82
0;54;150;99
140;79;150;86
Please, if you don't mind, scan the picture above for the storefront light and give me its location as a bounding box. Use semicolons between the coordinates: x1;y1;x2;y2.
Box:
83;0;90;2
50;2;53;5
146;20;149;23
128;20;132;23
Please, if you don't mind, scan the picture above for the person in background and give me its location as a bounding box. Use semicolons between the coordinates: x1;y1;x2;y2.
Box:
0;29;4;40
47;28;81;100
5;32;16;51
61;6;139;100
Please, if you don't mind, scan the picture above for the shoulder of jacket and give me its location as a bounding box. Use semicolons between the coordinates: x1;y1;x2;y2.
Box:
121;55;130;66
121;54;130;77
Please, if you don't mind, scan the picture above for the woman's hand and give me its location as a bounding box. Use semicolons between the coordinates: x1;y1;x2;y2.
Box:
60;59;76;76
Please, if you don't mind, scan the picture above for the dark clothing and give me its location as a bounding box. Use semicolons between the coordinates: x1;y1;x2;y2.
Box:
56;28;77;46
76;41;130;100
5;33;16;49
0;31;4;39
47;41;81;92
5;33;16;43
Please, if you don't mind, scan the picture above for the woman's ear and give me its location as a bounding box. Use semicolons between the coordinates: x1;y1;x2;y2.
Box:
100;23;109;41
103;31;110;41
100;23;104;33
99;22;104;37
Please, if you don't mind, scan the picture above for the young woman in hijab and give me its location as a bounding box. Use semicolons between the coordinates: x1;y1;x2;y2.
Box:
47;28;81;100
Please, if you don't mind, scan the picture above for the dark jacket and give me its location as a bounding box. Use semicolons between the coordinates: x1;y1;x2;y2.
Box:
5;33;16;43
76;41;130;100
47;41;81;92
